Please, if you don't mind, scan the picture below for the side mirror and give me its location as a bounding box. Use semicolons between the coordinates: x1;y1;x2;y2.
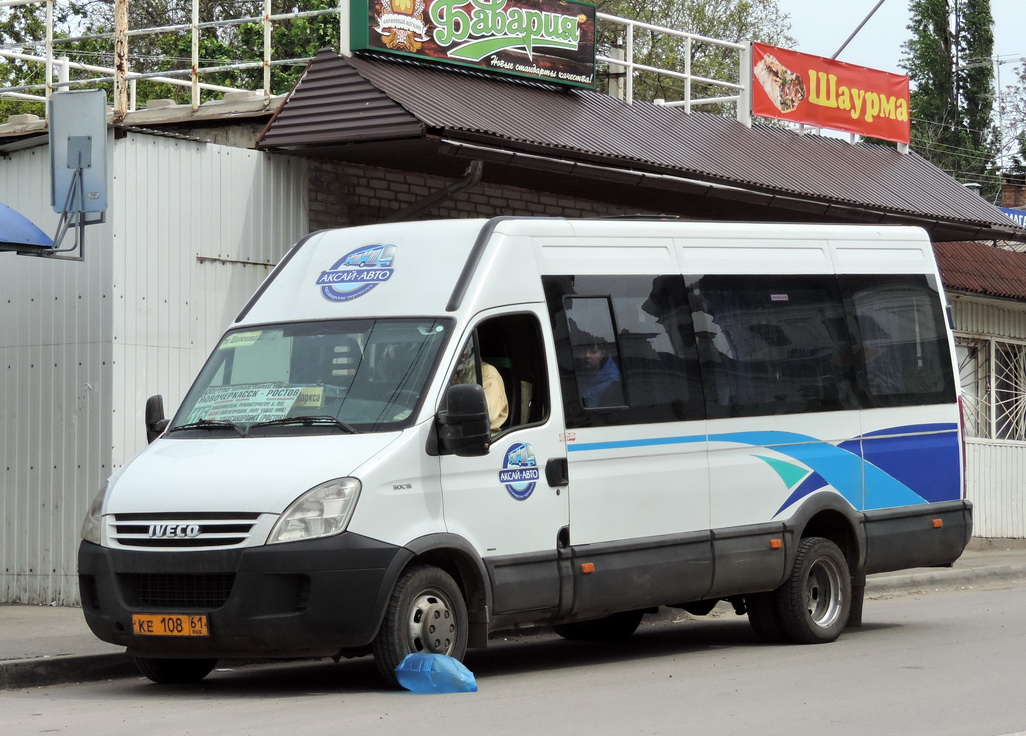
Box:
145;394;169;444
436;384;490;457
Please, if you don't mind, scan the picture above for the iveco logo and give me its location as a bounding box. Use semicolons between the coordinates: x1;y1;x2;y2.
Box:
148;523;201;539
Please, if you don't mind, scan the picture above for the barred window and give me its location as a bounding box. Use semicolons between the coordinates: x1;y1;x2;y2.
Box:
956;337;990;438
956;335;1026;442
995;341;1026;441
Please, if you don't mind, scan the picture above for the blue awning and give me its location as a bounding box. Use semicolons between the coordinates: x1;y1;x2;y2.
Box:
0;202;53;248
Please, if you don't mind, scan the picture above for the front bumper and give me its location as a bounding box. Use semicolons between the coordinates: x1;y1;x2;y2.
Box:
78;533;410;659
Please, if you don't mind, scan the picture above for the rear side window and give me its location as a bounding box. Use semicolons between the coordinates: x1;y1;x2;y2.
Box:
545;275;704;429
691;274;858;418
564;296;626;409
841;275;955;408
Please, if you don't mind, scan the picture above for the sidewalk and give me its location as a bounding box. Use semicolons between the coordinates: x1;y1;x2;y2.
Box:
3;541;1026;690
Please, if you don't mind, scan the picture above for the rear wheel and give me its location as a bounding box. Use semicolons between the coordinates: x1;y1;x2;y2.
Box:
553;610;644;641
777;537;851;644
745;592;789;643
372;565;468;687
131;656;217;684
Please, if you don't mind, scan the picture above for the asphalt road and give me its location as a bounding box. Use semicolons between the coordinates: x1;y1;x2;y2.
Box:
3;581;1026;736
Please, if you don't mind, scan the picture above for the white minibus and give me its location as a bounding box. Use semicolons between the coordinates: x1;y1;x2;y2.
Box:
79;218;971;685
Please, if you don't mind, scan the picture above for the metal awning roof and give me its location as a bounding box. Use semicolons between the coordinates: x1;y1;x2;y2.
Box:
0;202;52;250
935;240;1026;300
259;51;1026;243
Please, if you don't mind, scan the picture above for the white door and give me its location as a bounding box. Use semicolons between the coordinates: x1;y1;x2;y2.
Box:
439;307;569;615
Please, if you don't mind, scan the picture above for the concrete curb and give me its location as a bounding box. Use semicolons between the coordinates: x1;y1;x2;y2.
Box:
1;653;135;690
866;563;1026;594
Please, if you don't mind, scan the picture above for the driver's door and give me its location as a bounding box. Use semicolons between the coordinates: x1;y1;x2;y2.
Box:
439;308;569;617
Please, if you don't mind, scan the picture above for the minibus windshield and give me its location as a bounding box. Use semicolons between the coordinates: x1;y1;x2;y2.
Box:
168;319;452;436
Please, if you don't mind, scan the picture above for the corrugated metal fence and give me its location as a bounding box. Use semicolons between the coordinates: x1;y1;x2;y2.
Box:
0;132;307;603
953;293;1026;539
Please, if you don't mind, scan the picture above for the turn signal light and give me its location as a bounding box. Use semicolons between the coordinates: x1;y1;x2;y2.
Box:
769;538;783;549
580;562;595;574
932;519;944;528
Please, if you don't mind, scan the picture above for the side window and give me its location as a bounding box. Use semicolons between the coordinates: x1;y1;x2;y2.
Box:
566;297;626;409
545;275;704;428
841;275;955;408
449;314;549;433
691;274;858;418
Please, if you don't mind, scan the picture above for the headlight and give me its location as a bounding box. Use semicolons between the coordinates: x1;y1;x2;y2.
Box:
81;482;109;544
267;477;362;544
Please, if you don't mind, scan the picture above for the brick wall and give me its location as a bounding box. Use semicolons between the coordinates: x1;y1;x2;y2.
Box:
308;160;651;231
1003;178;1026;210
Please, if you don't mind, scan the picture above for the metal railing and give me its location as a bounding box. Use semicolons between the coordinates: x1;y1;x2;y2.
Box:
0;0;752;124
596;13;751;124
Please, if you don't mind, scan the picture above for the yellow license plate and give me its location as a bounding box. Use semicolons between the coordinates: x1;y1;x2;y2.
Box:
132;614;209;637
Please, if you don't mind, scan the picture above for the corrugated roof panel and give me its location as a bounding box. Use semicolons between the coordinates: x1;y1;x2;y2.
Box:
935;241;1026;300
260;53;423;148
259;52;1025;241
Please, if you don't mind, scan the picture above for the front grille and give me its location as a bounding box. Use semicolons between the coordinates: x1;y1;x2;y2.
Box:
121;573;235;609
111;513;261;549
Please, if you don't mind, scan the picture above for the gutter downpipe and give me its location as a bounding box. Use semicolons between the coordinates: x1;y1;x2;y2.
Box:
382;160;484;223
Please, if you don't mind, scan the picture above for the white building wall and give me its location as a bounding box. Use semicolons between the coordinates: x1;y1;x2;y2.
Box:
0;139;115;604
110;134;308;469
0;132;307;604
951;293;1026;539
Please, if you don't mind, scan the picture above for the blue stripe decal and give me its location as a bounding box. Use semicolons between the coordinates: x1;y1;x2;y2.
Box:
567;435;704;452
565;424;959;513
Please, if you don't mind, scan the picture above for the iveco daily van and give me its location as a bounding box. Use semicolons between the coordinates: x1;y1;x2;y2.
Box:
79;217;972;685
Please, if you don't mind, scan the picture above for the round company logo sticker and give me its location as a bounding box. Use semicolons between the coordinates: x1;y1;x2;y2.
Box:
498;442;540;501
316;243;396;302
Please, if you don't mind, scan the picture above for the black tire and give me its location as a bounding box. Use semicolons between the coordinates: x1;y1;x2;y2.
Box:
777;537;851;644
131;656;217;684
745;592;790;643
372;565;469;687
553;610;644;641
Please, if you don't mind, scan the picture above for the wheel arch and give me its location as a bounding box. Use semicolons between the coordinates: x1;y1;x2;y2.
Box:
785;493;867;575
396;533;492;648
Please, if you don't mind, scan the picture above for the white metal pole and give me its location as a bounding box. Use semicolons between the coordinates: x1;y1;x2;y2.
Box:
192;0;200;110
736;42;752;127
683;36;692;113
625;23;633;105
340;0;351;57
263;0;272;100
45;0;53;102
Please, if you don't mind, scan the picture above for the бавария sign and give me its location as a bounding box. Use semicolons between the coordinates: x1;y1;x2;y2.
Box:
350;0;597;89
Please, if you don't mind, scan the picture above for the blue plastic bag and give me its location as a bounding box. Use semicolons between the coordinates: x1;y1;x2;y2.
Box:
395;653;478;694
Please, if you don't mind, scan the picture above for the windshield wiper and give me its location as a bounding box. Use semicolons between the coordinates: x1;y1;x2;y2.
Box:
250;415;357;434
167;419;247;437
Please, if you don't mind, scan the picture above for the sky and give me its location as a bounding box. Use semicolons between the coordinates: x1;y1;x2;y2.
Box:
777;0;1022;84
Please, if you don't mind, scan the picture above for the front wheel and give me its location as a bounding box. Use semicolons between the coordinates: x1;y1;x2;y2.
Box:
777;537;851;644
131;656;217;684
372;565;469;687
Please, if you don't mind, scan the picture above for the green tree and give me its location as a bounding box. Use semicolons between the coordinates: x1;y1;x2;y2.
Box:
0;1;89;118
597;0;795;109
236;0;339;93
2;1;797;115
1000;62;1026;177
901;0;998;198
